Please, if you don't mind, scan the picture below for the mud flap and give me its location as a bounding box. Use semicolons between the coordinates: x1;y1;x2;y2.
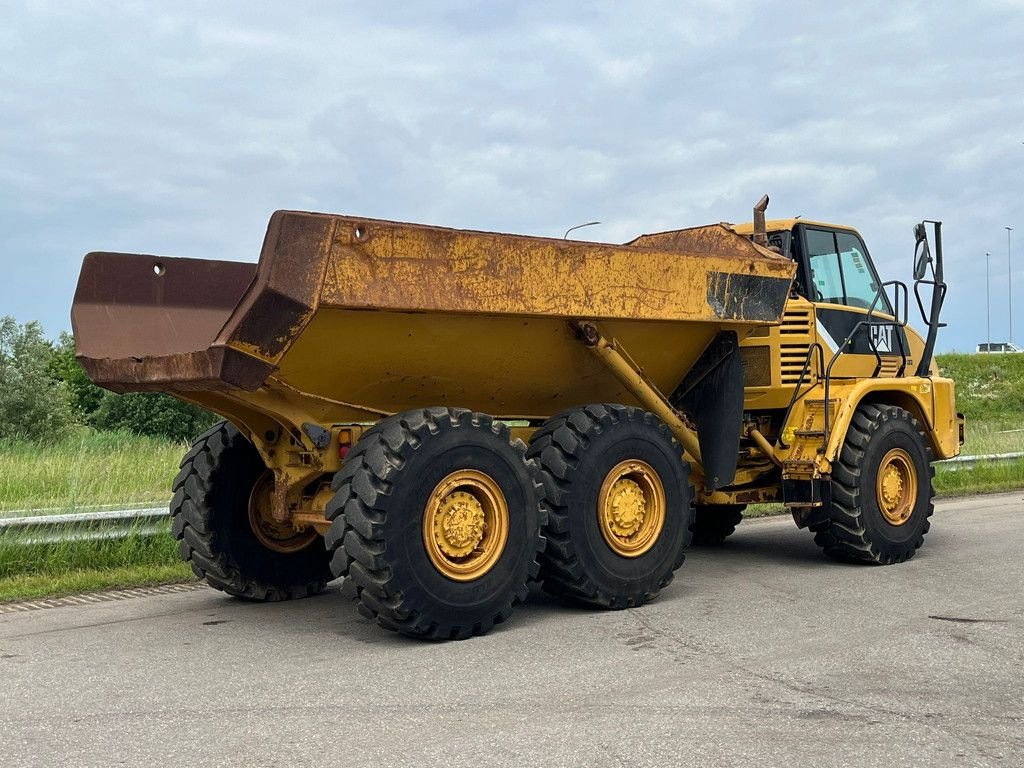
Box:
670;331;744;492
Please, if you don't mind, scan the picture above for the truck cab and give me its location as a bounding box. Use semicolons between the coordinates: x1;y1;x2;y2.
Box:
719;217;961;514
735;218;924;380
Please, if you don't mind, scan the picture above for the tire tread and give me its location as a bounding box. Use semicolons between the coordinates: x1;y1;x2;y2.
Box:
690;504;745;546
527;404;691;608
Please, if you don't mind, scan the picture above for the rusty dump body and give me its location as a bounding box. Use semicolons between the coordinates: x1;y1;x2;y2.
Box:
73;210;795;432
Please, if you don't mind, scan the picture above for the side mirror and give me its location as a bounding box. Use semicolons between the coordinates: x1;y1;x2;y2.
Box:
913;222;931;280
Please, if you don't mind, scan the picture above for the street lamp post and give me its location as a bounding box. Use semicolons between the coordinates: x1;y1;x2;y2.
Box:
1008;226;1014;344
987;252;991;351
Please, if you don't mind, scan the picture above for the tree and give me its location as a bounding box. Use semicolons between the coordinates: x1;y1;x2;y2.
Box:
49;332;217;442
0;317;74;442
48;332;105;418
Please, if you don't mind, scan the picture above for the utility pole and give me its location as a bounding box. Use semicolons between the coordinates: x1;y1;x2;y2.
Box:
1008;227;1015;344
987;252;991;351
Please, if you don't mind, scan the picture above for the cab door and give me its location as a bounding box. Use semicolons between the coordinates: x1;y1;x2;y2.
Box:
795;224;908;378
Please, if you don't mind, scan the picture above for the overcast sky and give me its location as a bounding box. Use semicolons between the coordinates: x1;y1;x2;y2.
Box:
1;1;1022;352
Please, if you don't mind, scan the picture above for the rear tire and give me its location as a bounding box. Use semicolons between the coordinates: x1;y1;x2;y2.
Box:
170;421;332;600
324;408;545;640
690;504;745;545
527;404;693;608
811;404;934;564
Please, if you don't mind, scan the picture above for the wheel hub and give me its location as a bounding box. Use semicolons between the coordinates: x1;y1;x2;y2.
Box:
876;448;917;526
597;460;666;558
607;478;647;537
880;467;903;506
248;472;319;554
423;470;509;581
434;491;487;557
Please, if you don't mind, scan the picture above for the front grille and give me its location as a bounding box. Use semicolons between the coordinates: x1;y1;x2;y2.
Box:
779;306;815;384
781;308;813;335
740;302;816;388
780;344;812;384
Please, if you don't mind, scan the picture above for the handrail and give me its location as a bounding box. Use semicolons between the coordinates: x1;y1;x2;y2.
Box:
869;281;909;377
914;220;946;376
822;281;909;447
914;278;948;328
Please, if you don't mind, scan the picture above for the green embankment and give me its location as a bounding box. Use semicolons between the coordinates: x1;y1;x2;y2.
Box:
934;352;1024;427
0;353;1021;601
932;352;1024;495
0;527;191;602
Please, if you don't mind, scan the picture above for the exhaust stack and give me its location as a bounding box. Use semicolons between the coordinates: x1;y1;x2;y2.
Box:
752;194;769;246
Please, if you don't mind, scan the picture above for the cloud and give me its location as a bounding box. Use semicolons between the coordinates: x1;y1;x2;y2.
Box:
0;0;1022;353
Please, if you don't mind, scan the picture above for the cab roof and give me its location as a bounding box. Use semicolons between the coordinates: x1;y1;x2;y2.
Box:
731;218;859;235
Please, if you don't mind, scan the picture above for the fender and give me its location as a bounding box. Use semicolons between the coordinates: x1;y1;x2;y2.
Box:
787;375;961;470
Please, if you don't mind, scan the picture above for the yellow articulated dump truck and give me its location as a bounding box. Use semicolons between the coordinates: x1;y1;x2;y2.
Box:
72;196;962;639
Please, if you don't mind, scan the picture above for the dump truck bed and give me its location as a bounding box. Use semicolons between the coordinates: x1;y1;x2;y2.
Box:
72;211;795;421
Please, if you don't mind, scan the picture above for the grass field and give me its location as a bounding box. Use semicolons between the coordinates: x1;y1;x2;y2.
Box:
933;352;1024;425
0;352;1021;602
0;431;185;514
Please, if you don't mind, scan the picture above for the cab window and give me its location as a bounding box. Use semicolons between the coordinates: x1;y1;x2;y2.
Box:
835;231;881;310
804;227;887;312
805;229;843;304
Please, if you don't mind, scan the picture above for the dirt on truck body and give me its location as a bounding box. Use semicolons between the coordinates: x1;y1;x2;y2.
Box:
71;196;961;639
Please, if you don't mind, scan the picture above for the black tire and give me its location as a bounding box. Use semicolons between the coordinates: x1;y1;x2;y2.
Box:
170;421;332;600
527;404;693;608
324;408;545;640
811;404;935;564
690;504;745;546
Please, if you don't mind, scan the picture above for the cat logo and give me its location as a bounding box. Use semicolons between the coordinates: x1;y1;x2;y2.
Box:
870;323;893;353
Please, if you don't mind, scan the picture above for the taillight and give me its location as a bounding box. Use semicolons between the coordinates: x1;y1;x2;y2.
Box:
338;427;354;461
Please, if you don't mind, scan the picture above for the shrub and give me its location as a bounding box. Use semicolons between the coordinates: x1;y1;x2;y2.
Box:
90;391;217;443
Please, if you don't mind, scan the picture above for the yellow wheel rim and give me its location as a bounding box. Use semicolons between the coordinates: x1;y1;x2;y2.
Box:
248;472;319;554
876;448;918;526
597;460;666;558
422;470;509;581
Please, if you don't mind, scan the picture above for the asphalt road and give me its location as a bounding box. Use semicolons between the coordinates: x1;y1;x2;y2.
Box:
2;493;1022;768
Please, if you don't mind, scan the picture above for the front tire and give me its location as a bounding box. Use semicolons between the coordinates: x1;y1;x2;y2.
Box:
170;422;332;600
812;404;934;564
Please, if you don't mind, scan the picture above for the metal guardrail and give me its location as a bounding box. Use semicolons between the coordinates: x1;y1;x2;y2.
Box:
1;451;1021;543
0;506;168;543
938;451;1024;472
